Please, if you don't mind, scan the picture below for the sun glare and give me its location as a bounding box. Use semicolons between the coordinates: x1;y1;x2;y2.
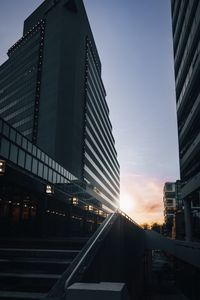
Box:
120;193;134;215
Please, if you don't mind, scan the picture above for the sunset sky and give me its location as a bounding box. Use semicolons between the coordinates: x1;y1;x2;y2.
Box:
0;0;180;224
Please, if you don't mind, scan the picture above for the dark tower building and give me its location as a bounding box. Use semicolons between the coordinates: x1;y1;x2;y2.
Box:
0;0;120;211
171;0;200;240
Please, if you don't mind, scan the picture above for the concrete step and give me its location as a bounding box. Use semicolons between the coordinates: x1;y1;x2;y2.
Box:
0;237;89;250
0;291;47;300
0;257;72;274
0;272;60;293
0;248;80;259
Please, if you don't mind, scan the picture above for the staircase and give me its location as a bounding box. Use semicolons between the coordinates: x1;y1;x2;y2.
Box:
0;237;88;300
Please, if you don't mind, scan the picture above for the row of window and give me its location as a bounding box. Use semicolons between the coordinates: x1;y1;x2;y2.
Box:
173;0;188;53
86;126;120;179
87;89;115;153
86;117;119;176
0;48;39;89
0;118;77;183
87;59;112;132
87;49;108;113
86;102;117;165
176;26;200;101
85;139;119;187
84;165;119;210
177;49;200;109
85;152;119;198
175;0;200;76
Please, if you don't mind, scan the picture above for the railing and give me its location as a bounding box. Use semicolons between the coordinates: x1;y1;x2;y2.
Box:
46;211;118;299
46;211;146;300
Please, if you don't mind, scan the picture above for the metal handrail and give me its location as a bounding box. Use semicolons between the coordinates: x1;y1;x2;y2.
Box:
46;211;118;298
64;211;117;289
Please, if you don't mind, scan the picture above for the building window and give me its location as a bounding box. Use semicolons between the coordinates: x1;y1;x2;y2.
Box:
10;144;18;164
0;138;10;159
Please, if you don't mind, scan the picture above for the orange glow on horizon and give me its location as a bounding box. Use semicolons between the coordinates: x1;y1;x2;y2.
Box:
120;173;164;225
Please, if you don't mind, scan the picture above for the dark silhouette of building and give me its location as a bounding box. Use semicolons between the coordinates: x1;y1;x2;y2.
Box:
171;0;200;240
163;181;182;237
0;0;120;213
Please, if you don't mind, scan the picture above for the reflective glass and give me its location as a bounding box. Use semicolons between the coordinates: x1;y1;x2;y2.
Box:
3;123;9;137
25;154;32;171
18;149;25;168
32;158;38;174
16;133;22;146
38;162;43;177
0;138;10;159
10;144;18;163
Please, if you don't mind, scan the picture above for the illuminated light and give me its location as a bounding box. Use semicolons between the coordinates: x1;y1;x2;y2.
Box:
0;160;6;175
45;184;54;194
98;210;103;216
72;197;78;205
17;203;20;206
8;201;12;204
89;205;93;211
31;206;34;209
120;193;134;215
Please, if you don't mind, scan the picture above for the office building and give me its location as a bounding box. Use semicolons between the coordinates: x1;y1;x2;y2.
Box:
171;0;200;240
0;0;120;217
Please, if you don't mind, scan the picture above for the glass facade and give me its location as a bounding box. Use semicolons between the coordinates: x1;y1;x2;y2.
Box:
83;39;120;211
171;0;200;240
0;21;45;142
0;117;108;238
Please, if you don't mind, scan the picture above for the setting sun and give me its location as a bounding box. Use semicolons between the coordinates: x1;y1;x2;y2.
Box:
120;193;134;215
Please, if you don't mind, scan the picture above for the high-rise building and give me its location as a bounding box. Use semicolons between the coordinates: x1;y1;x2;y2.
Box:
171;0;200;240
0;0;120;212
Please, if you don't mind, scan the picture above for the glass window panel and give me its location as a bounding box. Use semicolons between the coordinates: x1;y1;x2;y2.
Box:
0;138;10;159
27;141;32;153
41;152;45;162
52;160;55;169
60;176;64;184
18;149;25;168
48;168;53;182
55;162;58;172
25;154;32;171
53;171;57;183
43;165;48;180
38;162;43;177
0;119;2;132
45;155;49;165
57;174;60;183
32;158;38;175
9;144;18;164
32;145;37;156
22;137;27;150
37;149;41;160
49;158;52;168
3;123;9;137
10;128;16;142
16;133;22;146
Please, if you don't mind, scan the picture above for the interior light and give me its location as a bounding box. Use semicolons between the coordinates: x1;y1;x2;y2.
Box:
45;184;54;195
0;160;6;175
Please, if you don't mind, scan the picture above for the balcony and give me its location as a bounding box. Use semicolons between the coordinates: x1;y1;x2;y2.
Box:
180;131;200;171
181;170;200;199
179;93;200;144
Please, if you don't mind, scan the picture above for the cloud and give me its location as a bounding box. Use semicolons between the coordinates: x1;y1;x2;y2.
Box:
120;173;164;225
